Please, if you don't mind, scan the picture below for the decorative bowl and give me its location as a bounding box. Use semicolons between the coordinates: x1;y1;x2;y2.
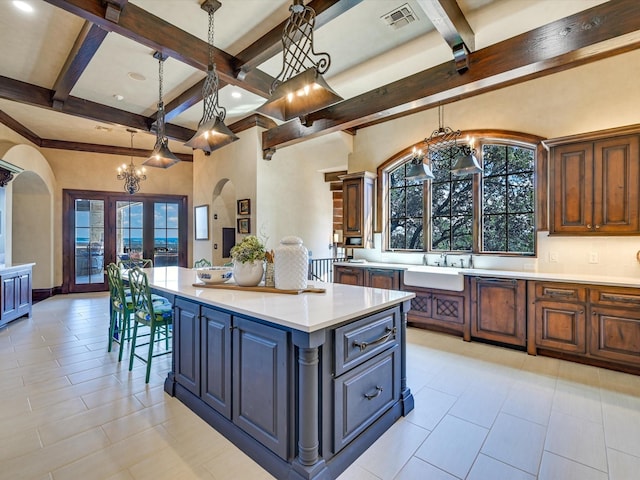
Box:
195;266;233;284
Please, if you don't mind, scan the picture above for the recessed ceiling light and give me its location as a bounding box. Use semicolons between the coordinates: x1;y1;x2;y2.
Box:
113;94;124;101
231;91;242;99
13;1;33;13
127;72;146;81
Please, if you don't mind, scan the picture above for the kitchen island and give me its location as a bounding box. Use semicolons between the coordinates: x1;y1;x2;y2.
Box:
144;267;415;480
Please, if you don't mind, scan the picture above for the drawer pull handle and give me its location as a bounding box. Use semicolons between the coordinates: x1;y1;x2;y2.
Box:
364;386;383;400
353;326;397;352
600;293;640;305
545;289;574;298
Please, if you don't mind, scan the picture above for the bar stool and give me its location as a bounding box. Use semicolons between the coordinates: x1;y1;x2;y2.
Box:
106;263;135;361
128;267;173;383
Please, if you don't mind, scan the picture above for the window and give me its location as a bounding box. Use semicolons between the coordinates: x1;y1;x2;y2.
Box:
382;133;537;255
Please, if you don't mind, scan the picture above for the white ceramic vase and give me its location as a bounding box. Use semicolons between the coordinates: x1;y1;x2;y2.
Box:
275;236;308;290
233;260;264;287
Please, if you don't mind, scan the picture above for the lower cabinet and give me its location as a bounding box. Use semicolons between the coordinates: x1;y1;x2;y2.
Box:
173;298;289;459
470;277;527;347
334;265;364;286
334;265;400;289
0;266;33;328
404;285;468;340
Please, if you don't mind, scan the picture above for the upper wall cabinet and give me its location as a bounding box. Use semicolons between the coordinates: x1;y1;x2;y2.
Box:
340;172;376;249
550;134;640;235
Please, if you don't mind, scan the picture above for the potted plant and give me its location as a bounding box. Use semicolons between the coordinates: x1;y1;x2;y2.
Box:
230;235;266;286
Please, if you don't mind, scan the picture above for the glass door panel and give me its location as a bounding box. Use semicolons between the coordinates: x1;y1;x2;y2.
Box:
116;201;144;264
153;202;180;267
74;199;105;285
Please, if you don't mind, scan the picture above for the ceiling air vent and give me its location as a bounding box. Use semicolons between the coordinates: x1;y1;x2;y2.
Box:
381;3;418;30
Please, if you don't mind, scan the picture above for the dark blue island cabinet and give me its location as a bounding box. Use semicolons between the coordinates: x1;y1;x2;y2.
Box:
165;294;414;480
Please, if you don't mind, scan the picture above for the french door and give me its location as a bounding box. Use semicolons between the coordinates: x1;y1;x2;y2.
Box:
63;190;188;293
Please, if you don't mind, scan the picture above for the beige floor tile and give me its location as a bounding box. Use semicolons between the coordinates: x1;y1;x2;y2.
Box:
601;390;640;458
337;464;381;480
467;454;536;480
355;418;430;480
538;451;608;480
0;428;42;462
481;412;546;474
101;401;178;444
393;457;456;480
448;384;508;428
544;410;608;472
501;380;554;425
202;447;275;480
553;380;603;423
607;448;640;480
405;386;456;431
414;415;487;479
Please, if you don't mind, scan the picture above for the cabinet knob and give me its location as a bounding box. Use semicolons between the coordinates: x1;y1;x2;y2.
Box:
587;224;592;229
595;224;601;229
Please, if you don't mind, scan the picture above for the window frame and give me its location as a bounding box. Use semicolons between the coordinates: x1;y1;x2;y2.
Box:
377;130;546;256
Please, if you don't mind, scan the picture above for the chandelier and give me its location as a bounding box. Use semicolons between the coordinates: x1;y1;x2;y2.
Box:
184;0;238;153
257;0;342;122
117;129;146;195
144;51;180;168
425;105;482;176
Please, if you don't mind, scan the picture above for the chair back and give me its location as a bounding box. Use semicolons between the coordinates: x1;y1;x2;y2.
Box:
194;258;212;268
118;258;153;270
106;262;128;310
128;267;155;323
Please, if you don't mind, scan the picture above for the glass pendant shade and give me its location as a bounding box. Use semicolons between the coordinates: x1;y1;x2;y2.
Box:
452;150;483;176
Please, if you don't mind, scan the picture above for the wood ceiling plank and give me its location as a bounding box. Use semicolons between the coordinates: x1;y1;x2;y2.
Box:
52;21;109;108
39;138;193;161
234;0;365;80
42;0;274;98
262;0;640;152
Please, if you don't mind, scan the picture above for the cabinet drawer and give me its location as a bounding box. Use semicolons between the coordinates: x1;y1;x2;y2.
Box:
334;345;399;452
334;306;400;376
534;282;586;302
535;300;586;354
590;286;640;308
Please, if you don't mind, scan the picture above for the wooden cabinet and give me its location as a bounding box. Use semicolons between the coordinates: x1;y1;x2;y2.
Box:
334;265;400;290
340;171;375;248
171;300;289;458
404;284;469;340
0;265;33;328
527;282;587;355
551;135;640;234
589;286;640;366
470;277;527;347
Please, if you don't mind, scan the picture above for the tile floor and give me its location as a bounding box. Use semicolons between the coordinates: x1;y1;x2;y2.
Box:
2;292;640;479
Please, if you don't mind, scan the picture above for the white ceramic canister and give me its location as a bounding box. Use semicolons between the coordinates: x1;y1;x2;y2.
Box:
274;236;308;290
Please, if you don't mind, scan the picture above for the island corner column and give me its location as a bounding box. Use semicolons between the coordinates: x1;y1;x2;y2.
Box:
291;328;328;479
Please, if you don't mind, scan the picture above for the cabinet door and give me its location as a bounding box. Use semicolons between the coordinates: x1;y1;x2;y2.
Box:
334;266;364;286
341;173;375;248
593;135;640;233
471;278;526;347
1;275;17;318
343;178;364;237
173;298;200;395
366;268;400;290
16;272;32;315
535;300;586;353
590;306;640;366
201;306;231;418
551;142;594;233
233;317;289;459
405;287;467;338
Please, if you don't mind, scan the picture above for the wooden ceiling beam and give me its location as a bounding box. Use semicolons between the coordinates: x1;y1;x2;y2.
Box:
42;0;274;98
39;138;193;162
52;21;109;109
159;78;206;123
234;0;365;80
262;0;640;153
0;75;195;142
0;110;41;146
415;0;475;52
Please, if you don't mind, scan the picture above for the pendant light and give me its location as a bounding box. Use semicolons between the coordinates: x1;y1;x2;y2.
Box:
144;52;180;168
451;139;483;176
257;0;343;122
117;129;147;195
405;147;434;181
185;0;238;153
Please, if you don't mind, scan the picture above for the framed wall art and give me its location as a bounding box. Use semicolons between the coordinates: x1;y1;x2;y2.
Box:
237;217;250;234
237;198;250;215
194;204;209;240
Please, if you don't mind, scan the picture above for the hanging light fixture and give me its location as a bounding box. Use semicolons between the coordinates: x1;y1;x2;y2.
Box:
184;0;238;153
117;129;147;195
405;146;434;181
257;0;343;122
144;52;180;168
425;105;483;176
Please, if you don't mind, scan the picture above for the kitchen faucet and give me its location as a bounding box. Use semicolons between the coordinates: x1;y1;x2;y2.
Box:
440;252;447;267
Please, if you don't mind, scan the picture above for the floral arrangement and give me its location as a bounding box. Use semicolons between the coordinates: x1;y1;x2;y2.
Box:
230;235;266;264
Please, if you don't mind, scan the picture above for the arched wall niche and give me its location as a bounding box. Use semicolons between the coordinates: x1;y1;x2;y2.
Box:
211;178;236;266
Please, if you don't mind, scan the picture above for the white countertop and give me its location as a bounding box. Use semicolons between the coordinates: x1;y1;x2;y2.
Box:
334;261;640;288
143;267;414;333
